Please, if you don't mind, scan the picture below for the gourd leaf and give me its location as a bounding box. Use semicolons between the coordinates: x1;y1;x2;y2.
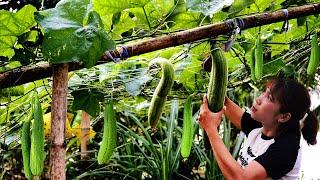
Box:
71;89;104;117
0;5;37;59
35;0;115;68
186;0;234;16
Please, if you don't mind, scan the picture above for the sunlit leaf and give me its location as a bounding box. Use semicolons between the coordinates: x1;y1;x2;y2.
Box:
177;53;203;91
94;0;150;31
0;5;37;58
263;57;285;75
35;0;115;68
186;0;234;16
166;12;201;31
0;86;24;96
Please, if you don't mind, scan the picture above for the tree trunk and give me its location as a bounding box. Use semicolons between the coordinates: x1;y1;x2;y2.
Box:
81;111;90;159
1;3;320;88
50;63;68;180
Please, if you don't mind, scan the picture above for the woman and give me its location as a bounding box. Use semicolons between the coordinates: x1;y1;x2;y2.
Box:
198;78;319;179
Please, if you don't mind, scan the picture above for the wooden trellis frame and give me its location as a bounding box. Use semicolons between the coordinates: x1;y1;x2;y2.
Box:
50;64;68;179
1;3;320;89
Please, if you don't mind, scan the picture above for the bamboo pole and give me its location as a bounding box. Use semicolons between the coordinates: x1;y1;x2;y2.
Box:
81;111;90;159
1;3;320;89
50;63;68;180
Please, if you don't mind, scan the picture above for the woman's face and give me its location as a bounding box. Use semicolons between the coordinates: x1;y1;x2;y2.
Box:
250;88;282;126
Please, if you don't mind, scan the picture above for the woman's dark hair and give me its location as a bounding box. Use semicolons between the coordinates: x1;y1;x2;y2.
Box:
267;78;319;145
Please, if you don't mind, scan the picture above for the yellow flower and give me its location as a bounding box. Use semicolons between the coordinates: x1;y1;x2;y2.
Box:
43;112;74;138
43;112;96;140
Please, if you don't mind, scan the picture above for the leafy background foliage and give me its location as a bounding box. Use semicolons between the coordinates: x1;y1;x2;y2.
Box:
0;0;320;179
35;0;115;68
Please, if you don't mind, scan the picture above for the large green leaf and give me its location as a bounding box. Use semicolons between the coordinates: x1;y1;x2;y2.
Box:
124;0;175;32
109;11;137;39
144;0;175;25
163;0;202;30
187;0;234;16
35;0;115;68
226;0;254;17
94;0;150;31
166;12;202;31
94;0;149;14
263;57;285;76
176;44;206;91
0;5;37;58
71;89;104;117
94;0;175;36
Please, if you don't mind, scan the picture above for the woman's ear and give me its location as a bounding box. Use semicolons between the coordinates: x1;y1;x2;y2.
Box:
278;113;291;123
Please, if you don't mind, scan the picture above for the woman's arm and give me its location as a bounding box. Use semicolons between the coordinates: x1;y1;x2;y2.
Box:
207;128;268;180
224;97;244;130
198;95;267;179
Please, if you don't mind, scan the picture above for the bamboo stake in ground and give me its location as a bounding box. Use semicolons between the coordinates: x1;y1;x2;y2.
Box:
1;3;320;89
81;111;90;159
50;63;68;180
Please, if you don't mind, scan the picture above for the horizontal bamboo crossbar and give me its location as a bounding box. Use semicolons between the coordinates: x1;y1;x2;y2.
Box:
1;3;320;89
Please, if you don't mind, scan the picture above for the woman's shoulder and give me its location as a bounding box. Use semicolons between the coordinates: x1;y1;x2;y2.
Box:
255;133;301;179
274;132;301;146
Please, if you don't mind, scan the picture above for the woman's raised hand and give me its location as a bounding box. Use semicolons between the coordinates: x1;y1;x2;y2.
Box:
198;94;226;132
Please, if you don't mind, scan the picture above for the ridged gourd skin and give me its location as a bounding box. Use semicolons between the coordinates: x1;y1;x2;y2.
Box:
181;96;193;158
249;47;256;82
207;43;228;112
307;34;320;77
21;118;33;179
254;38;263;80
147;58;174;128
97;100;117;164
30;93;45;176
